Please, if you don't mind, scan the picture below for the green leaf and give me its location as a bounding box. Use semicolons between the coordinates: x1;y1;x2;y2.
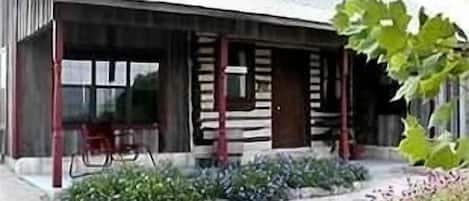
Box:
332;12;350;34
361;0;387;26
398;116;431;164
429;101;454;129
418;71;446;98
388;0;411;30
418;7;428;27
392;76;419;102
456;138;469;162
454;23;468;41
418;14;455;45
425;142;460;170
376;26;407;54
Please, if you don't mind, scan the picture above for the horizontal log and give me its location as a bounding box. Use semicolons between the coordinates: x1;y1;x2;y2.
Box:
255;49;271;57
197;57;215;63
310;102;321;108
310;111;340;118
200;83;214;91
256;101;271;108
255;75;272;82
255;67;272;73
256;92;272;100
310;54;320;60
198;47;215;55
200;101;214;110
197;37;216;43
201;94;214;101
311;127;332;135
310;77;320;84
201;109;272;119
199;64;214;72
310;61;321;67
310;93;320;100
201;119;271;129
310;69;320;75
255;58;271;65
243;128;271;138
198;74;214;82
310;85;320;91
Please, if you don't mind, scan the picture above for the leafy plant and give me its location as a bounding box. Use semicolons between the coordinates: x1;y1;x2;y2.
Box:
333;0;469;169
63;164;206;201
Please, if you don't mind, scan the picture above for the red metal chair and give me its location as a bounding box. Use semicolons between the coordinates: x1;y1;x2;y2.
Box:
69;123;157;178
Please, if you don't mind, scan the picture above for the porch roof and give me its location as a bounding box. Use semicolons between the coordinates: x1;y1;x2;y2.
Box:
55;0;469;33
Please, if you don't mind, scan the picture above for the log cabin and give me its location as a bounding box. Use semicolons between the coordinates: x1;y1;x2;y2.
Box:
2;0;462;188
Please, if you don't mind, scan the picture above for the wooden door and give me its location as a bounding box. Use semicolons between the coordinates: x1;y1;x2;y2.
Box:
272;49;310;148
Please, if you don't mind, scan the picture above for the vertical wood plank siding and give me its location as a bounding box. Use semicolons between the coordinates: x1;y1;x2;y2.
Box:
17;0;52;41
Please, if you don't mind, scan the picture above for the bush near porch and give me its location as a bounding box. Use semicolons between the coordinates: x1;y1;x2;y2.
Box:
63;155;368;201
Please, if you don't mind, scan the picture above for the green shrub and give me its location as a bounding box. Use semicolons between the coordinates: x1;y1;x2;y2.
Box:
64;156;369;201
63;164;205;201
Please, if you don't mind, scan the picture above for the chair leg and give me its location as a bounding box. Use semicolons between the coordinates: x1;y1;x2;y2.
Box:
146;147;157;168
69;153;76;178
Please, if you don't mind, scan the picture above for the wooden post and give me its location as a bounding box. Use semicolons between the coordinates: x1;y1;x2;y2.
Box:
339;48;350;160
216;35;228;166
52;20;64;188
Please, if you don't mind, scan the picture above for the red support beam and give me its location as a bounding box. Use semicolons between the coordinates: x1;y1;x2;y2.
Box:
216;35;228;166
52;20;64;188
339;48;350;160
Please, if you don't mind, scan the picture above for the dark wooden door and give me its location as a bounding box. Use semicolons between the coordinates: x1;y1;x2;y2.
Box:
272;49;310;148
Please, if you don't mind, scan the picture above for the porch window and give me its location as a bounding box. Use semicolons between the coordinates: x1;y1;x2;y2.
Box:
224;42;255;111
62;59;159;124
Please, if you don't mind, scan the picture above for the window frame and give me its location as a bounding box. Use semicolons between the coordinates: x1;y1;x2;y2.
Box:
222;42;256;111
61;52;161;126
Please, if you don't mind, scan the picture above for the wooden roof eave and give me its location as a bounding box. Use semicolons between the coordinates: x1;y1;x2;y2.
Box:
53;0;334;31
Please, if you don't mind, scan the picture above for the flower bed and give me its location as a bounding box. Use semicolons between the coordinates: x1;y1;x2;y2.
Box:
63;155;368;201
366;171;469;201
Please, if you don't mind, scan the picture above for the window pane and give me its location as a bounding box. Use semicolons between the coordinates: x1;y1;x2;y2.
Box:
96;61;127;86
96;88;126;122
227;74;246;98
130;62;159;123
63;87;90;122
62;60;92;85
130;62;159;89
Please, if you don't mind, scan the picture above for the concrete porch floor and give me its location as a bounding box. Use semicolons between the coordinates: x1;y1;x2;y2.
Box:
11;159;424;201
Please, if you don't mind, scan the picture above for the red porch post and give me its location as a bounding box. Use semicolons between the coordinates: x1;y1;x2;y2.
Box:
339;48;350;160
52;20;64;188
216;35;228;166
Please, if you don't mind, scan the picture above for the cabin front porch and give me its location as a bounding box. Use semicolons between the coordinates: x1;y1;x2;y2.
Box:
5;0;366;188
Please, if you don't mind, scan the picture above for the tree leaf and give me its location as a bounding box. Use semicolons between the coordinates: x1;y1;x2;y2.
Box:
398;116;431;164
417;14;455;46
332;11;350;34
454;23;468;41
376;26;407;54
456;138;469;162
425;141;460;170
392;76;419;102
388;0;411;30
418;71;446;98
429;101;454;129
418;7;428;27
